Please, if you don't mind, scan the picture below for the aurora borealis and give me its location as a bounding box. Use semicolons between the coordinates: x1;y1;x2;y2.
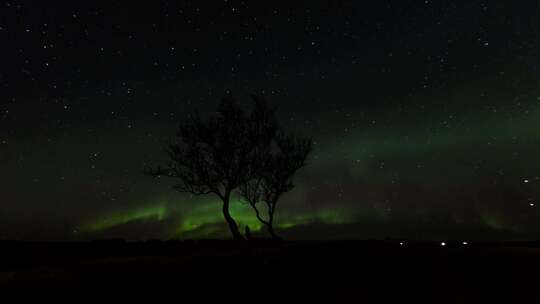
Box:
2;1;540;240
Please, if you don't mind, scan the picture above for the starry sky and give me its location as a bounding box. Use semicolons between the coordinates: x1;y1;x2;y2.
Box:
2;1;540;241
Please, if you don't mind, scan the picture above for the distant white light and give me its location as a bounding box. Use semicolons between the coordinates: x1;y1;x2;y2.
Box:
524;179;530;183
530;203;535;207
462;241;468;245
440;242;446;247
399;242;404;246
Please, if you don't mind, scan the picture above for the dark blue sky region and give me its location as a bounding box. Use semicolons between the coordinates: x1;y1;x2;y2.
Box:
2;1;540;240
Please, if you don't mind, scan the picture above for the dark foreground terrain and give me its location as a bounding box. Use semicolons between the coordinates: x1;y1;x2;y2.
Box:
1;239;539;302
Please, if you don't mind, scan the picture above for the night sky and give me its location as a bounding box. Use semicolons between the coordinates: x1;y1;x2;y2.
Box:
2;1;540;241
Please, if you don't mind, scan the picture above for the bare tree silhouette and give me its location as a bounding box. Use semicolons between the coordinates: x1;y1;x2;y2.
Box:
145;95;277;240
239;131;312;239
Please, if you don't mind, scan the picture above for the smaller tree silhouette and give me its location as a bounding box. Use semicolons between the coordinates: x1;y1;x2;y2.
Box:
239;132;312;239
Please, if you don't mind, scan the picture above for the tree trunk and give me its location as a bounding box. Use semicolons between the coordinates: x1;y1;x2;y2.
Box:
267;208;282;240
222;195;244;240
267;224;282;240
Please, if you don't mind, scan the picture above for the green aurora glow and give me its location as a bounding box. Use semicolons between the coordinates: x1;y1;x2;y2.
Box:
76;101;540;240
80;196;355;239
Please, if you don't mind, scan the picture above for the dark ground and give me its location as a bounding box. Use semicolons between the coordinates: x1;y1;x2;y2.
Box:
1;239;539;302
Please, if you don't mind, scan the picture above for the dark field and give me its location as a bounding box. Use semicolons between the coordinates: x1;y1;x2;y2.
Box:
1;240;539;302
